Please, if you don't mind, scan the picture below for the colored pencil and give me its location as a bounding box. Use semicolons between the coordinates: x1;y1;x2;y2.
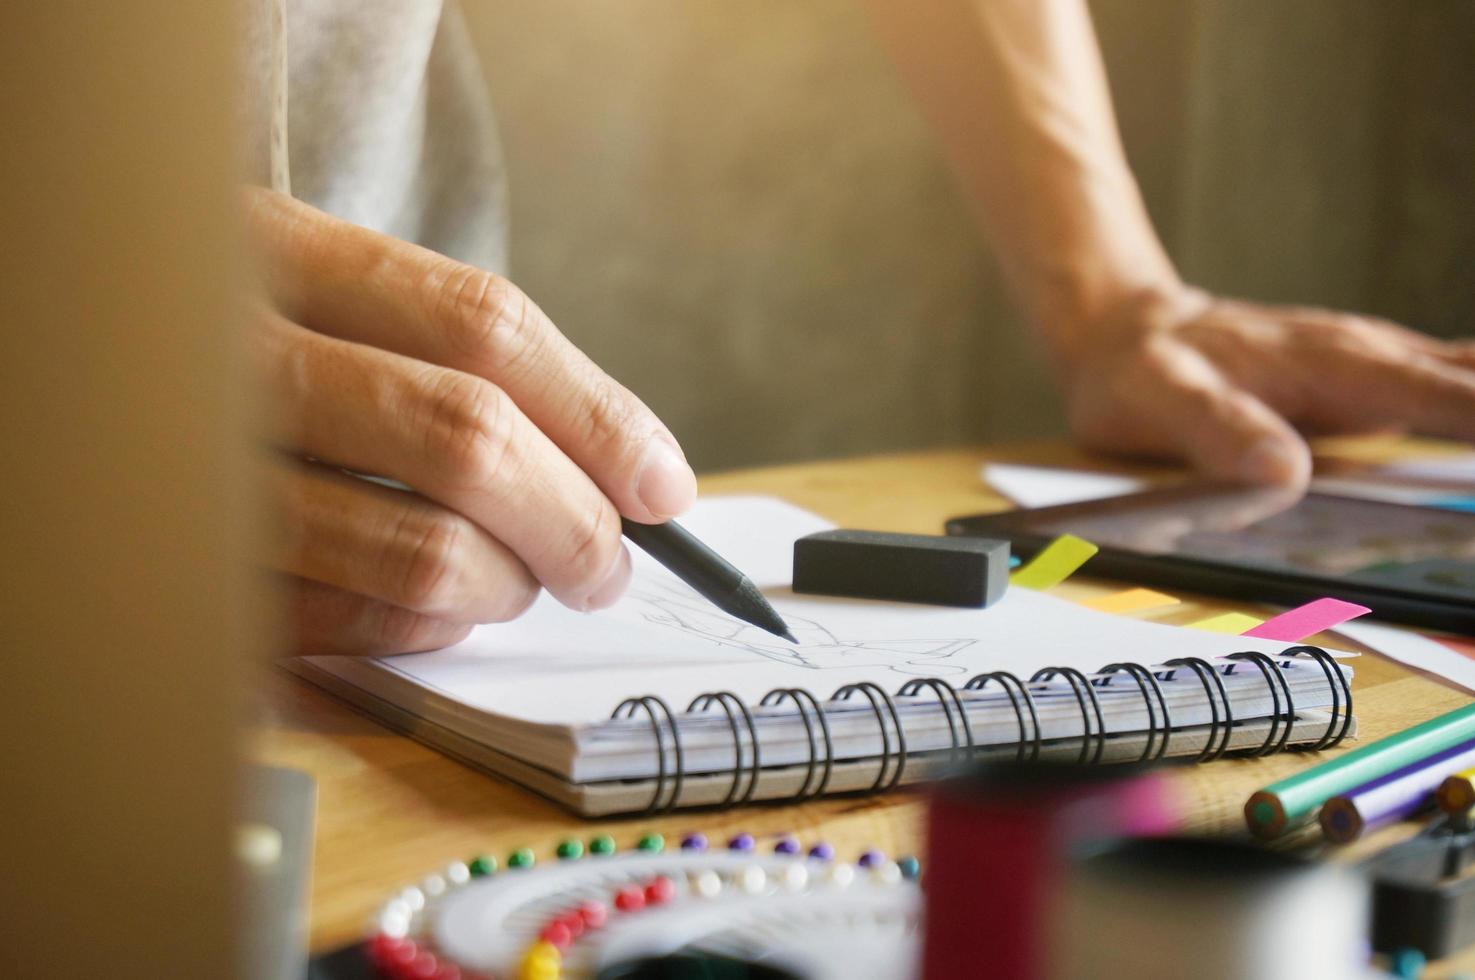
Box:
1319;738;1475;843
1437;765;1475;814
1245;702;1475;839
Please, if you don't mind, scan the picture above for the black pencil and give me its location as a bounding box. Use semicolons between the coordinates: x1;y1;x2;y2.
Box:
621;517;796;643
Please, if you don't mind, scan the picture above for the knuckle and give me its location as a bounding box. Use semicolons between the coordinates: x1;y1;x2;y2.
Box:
561;501;621;593
438;265;546;380
488;576;541;624
576;377;641;454
421;373;516;490
390;511;468;615
372;603;446;653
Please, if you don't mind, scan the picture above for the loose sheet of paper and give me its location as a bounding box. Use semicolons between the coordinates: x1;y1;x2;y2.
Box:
334;497;1335;728
1336;619;1475;695
982;463;1147;508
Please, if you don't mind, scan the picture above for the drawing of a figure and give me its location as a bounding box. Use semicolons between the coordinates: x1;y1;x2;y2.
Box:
627;584;974;676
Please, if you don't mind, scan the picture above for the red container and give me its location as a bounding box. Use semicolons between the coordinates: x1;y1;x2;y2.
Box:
921;764;1180;980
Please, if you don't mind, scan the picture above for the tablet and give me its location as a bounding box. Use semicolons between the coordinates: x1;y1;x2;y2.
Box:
945;485;1475;634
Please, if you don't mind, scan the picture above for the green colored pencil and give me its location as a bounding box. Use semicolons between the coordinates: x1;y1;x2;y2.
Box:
1245;701;1475;839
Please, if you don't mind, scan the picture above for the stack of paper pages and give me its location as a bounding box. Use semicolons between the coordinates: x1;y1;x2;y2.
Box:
288;497;1355;816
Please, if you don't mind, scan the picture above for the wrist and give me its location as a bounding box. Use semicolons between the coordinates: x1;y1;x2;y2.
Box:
1039;279;1209;386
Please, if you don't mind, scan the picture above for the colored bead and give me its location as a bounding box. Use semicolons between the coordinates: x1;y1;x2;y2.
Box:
1390;948;1426;980
421;874;447;898
399;886;427;913
385;938;420;970
857;849;885;868
589;834;617;856
824;863;856;889
445;861;471;885
636;832;664;853
692;869;722;899
578;899;608;930
378;908;410;939
432;965;462;980
897;856;921;881
555;838;584;860
518;955;559;980
508;847;536;869
728;832;756;853
518;941;561;980
807;841;835;862
408;951;441;980
614;884;646;912
557;910;586;939
777;863;809;892
468;855;497;877
773;835;801;855
370;935;414;968
680;832;708;852
736;865;767;894
539;919;573;950
871;861;903;886
645;875;677;905
379;899;412;938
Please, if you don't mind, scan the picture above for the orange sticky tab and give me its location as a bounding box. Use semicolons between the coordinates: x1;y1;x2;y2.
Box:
1081;588;1180;615
1009;534;1099;590
1187;612;1265;634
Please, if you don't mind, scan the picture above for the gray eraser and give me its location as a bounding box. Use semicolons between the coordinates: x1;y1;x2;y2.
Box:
792;529;1010;608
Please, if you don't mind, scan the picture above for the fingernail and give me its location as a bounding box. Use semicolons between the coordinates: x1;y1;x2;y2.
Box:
583;545;631;612
1240;437;1310;486
636;435;697;520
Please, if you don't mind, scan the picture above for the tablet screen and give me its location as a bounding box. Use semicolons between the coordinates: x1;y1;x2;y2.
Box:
993;488;1475;603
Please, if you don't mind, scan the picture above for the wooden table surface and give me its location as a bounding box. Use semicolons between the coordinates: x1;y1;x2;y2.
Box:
249;439;1475;972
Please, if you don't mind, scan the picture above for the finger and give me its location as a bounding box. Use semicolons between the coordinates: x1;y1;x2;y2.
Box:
1307;339;1475;441
1286;309;1475;373
255;313;633;611
245;188;695;523
1426;338;1475;372
286;577;473;657
269;458;541;624
1130;338;1311;487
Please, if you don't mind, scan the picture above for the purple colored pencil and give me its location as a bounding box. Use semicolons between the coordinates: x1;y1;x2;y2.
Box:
1319;736;1475;843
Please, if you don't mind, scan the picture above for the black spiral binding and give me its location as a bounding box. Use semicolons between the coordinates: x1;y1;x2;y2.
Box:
758;688;834;802
831;681;909;793
964;671;1042;762
1031;666;1109;765
1280;645;1354;751
1162;657;1234;762
1226;651;1297;756
1098;662;1173;763
686;691;761;808
897;677;974;765
610;646;1350;813
611;695;684;815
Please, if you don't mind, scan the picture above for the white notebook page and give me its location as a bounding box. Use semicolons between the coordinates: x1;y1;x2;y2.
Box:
337;497;1339;730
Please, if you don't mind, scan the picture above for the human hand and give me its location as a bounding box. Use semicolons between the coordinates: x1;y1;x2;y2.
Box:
1057;287;1475;488
245;190;696;656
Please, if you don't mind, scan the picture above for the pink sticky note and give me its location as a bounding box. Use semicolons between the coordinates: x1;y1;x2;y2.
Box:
1241;598;1372;642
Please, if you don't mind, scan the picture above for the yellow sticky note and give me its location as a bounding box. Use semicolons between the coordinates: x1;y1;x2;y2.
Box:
1187;612;1265;634
1081;588;1180;615
1010;534;1099;590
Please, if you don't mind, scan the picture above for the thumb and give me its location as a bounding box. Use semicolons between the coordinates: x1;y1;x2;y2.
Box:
1175;384;1311;488
1136;344;1311;487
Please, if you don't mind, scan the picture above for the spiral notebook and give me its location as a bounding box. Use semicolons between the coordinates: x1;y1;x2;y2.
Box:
288;497;1357;817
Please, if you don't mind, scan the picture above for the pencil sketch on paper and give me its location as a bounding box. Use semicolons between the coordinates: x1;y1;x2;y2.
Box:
626;583;976;676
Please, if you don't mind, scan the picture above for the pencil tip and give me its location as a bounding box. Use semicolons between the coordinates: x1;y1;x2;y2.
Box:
782;630;798;644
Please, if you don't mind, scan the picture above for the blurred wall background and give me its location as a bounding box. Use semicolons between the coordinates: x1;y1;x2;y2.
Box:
462;0;1474;472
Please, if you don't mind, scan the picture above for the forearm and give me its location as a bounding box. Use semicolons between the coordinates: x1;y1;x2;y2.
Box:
866;0;1180;366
